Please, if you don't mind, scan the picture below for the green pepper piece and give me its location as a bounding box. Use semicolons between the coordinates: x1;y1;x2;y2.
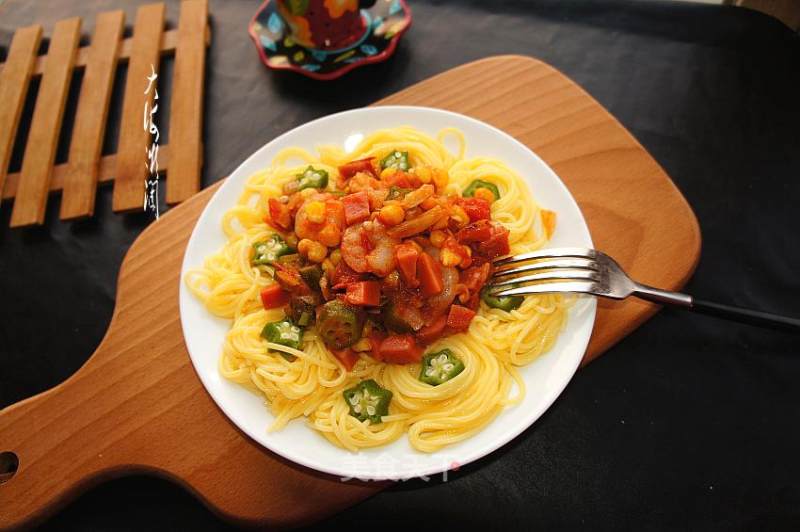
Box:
419;349;465;386
343;379;393;423
386;185;412;201
480;286;523;312
380;150;410;171
299;264;323;290
296;166;329;191
463;179;501;202
261;319;304;361
253;234;294;266
317;300;365;349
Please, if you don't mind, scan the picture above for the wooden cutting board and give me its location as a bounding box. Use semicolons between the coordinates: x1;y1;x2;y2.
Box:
0;56;700;529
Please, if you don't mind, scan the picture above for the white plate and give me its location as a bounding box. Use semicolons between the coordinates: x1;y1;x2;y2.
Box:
179;106;595;481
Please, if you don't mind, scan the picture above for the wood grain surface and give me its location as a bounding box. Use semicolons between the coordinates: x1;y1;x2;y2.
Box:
2;145;173;201
8;18;81;227
0;56;700;529
0;26;210;78
0;25;42;206
111;3;165;212
60;11;125;220
165;0;208;205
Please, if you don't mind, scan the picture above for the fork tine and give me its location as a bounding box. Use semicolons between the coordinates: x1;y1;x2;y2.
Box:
492;257;598;278
491;281;598;298
489;269;600;291
493;247;597;267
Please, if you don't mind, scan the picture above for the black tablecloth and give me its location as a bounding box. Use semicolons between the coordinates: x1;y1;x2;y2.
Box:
1;0;799;529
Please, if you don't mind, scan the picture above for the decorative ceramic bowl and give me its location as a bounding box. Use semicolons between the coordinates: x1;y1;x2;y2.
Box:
248;0;412;80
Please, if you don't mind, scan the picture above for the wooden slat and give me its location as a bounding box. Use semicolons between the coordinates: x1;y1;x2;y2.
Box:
9;18;81;227
0;25;42;203
0;27;211;77
112;3;165;212
2;144;174;201
60;11;125;220
166;0;208;204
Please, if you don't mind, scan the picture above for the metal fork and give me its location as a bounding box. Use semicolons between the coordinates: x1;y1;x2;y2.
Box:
489;247;800;332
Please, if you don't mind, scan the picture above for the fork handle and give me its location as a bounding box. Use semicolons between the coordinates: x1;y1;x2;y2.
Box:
634;283;800;332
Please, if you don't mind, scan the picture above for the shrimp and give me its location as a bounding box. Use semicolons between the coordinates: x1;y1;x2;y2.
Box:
341;220;398;276
295;194;345;247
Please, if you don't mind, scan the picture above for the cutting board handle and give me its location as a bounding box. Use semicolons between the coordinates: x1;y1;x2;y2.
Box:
0;347;124;527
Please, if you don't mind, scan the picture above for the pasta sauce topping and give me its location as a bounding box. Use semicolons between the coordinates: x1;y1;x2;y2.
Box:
256;153;511;370
185;125;566;452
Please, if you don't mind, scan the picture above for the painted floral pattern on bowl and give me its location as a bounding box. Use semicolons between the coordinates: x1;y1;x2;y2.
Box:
249;0;412;80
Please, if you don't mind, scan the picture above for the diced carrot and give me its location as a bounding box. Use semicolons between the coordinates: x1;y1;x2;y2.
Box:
446;304;476;332
331;348;360;371
377;334;424;364
267;198;292;230
416;315;448;345
418;252;443;296
260;284;289;309
395;243;419;288
344;281;381;306
342;190;371;225
458;197;491;222
541;209;557;239
338;157;377;179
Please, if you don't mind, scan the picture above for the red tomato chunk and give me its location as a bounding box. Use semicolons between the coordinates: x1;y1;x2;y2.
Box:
345;281;381;306
447;304;476;332
377;334;424;364
260;284;289;309
342;191;371;225
338;157;377;179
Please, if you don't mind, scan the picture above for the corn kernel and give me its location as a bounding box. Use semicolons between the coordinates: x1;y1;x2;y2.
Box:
440;248;462;267
378;204;405;226
285;232;299;249
308;243;328;263
430;230;447;248
330;248;342;266
474;187;496;203
451;205;469;226
380;167;398;181
297;239;312;255
352;338;372;352
322;259;335;275
414;166;432;184
305;201;326;223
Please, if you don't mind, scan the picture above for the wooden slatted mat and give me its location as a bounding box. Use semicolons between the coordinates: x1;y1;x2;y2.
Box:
0;0;211;226
0;56;701;528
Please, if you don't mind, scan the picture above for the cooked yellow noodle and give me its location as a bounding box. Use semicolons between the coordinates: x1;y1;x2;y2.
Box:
185;126;569;452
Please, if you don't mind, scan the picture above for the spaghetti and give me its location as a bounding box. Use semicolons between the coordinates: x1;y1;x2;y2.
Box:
185;126;569;452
